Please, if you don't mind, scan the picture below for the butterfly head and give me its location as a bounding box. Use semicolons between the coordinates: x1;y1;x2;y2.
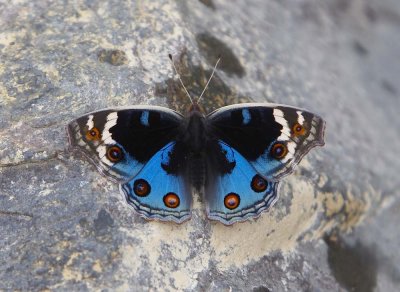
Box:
187;101;204;115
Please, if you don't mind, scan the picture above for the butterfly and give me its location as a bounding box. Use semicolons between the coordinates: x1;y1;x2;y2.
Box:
67;56;325;225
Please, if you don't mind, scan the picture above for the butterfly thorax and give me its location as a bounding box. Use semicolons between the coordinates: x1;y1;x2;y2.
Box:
183;108;207;154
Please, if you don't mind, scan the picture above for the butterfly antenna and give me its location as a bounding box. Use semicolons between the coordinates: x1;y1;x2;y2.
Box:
197;55;221;104
168;54;194;104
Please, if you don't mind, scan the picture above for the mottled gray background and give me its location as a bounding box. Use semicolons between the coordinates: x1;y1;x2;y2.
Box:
1;0;399;291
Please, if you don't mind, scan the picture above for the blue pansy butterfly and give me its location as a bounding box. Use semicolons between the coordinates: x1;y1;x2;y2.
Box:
67;56;325;225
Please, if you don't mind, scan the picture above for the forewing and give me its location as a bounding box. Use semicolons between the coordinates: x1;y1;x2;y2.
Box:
207;103;325;181
67;106;183;182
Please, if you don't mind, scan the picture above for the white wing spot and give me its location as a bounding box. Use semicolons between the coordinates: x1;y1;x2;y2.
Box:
86;115;94;130
102;112;118;144
95;112;119;164
297;111;305;125
281;141;296;163
97;145;113;166
273;109;290;141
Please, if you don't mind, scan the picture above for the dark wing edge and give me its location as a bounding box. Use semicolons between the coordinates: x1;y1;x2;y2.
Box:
67;117;127;182
273;109;325;180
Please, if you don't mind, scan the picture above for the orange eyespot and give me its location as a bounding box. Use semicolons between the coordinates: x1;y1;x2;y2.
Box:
134;179;151;197
224;193;240;210
271;143;288;160
106;146;123;162
85;127;101;141
163;193;180;208
292;123;306;136
251;175;268;193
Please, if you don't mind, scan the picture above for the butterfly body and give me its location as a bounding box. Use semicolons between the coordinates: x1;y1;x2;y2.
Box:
68;102;325;225
179;107;208;190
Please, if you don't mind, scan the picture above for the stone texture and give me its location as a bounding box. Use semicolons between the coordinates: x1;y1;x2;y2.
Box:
0;0;399;291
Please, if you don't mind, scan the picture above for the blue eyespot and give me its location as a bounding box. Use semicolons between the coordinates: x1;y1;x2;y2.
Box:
224;193;241;210
251;175;268;192
134;179;151;197
163;192;180;208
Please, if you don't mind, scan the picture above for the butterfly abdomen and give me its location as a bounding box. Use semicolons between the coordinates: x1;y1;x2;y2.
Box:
188;154;206;190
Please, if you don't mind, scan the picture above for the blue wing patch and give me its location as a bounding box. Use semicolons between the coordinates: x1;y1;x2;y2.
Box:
205;141;279;225
120;142;192;223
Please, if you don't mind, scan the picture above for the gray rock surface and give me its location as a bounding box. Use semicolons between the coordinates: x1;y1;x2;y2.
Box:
1;0;399;290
